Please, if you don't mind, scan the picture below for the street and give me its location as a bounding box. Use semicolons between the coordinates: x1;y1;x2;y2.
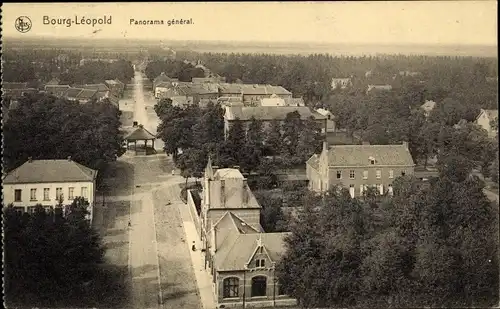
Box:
93;71;203;309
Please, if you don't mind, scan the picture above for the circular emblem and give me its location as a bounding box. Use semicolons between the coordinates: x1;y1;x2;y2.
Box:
15;16;32;33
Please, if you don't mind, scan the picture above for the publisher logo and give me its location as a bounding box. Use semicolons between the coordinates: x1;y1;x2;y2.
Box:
15;16;32;33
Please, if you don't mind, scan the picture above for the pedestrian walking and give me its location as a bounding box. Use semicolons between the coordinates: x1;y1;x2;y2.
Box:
128;221;131;227
192;241;196;251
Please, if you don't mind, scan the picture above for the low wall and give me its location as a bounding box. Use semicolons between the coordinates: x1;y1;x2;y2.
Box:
186;189;201;237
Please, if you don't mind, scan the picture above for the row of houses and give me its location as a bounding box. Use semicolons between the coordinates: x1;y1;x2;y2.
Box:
186;158;297;308
188;133;435;308
44;80;125;105
420;100;498;138
153;72;301;107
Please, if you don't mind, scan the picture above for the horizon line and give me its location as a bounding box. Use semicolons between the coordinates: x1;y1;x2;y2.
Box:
2;35;497;47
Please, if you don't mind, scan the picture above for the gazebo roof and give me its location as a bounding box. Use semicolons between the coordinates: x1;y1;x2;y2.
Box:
124;125;156;141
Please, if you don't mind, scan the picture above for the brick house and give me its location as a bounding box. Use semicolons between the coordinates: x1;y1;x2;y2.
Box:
196;158;297;308
306;142;415;197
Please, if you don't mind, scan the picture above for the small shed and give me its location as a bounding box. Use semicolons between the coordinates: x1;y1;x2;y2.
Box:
124;124;157;155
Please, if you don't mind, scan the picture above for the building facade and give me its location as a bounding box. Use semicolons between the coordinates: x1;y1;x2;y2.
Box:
2;158;98;223
193;158;297;308
223;106;328;139
306;142;415;197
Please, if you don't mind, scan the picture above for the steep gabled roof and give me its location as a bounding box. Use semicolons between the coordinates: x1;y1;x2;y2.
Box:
3;159;98;184
214;232;290;271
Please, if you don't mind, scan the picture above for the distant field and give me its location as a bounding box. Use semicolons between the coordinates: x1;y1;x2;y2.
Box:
3;37;497;57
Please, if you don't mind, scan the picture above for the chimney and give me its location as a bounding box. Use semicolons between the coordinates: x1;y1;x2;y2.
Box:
67;156;72;161
28;156;33;163
242;179;249;205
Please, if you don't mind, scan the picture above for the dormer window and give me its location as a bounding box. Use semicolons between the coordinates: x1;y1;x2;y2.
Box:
369;156;375;165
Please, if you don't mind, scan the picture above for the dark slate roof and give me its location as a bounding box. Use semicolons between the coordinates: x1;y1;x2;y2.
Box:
3;88;38;98
45;85;71;96
124;125;156;140
225;106;327;121
3;82;28;89
3;159;98;184
65;87;85;98
77;89;98;99
83;83;109;92
327;144;415;167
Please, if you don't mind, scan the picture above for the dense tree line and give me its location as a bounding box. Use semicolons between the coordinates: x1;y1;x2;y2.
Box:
145;59;205;82
3;198;120;307
2;48;135;84
277;171;499;308
59;59;134;85
172;51;497;108
154;99;323;184
323;90;497;177
3;93;123;173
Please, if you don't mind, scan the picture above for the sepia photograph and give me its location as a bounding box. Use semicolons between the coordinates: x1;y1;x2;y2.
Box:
1;1;498;309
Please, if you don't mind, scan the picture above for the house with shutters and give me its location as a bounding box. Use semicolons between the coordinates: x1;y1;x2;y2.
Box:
306;141;415;197
2;157;98;223
194;158;297;308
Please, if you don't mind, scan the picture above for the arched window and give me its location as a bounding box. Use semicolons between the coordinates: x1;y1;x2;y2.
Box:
223;277;239;298
251;276;267;297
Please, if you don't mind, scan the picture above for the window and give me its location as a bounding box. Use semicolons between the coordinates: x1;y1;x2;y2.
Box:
256;259;265;268
401;171;406;176
43;188;50;201
389;170;394;179
68;187;74;200
376;170;381;179
363;170;368;179
251;276;267;297
56;188;63;200
370;160;375;165
14;189;22;202
223;277;239;298
336;171;342;179
30;189;37;201
81;187;88;198
349;170;355;179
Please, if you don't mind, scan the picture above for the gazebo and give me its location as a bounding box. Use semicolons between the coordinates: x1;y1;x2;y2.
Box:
124;124;157;155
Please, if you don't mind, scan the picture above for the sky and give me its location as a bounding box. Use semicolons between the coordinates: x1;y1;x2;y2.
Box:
2;1;497;46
